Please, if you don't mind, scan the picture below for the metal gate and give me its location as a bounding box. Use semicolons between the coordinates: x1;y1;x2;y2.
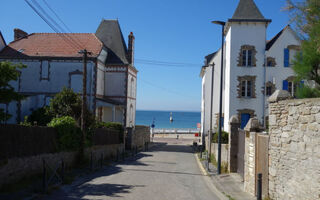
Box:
237;130;245;180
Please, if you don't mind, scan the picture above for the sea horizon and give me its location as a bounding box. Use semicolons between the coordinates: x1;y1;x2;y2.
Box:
135;110;201;129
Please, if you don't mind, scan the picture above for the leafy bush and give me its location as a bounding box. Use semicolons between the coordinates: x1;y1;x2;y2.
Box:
28;107;53;126
212;131;229;144
20;116;32;127
48;116;81;151
47;87;95;128
95;121;123;132
296;85;320;98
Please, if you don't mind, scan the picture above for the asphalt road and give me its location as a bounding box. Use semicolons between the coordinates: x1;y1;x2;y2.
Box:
44;138;222;200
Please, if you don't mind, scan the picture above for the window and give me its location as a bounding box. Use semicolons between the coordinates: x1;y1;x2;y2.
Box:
40;60;50;80
242;49;252;66
266;57;276;67
241;80;252;97
238;45;256;67
266;86;272;96
283;78;297;97
237;76;256;98
288;81;296;96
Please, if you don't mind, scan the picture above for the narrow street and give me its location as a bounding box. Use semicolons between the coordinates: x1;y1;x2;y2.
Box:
45;138;223;200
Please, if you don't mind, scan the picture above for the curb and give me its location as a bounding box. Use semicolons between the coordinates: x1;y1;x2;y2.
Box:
194;154;228;200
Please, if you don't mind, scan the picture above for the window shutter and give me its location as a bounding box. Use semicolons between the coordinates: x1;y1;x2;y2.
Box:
283;80;289;90
284;48;289;67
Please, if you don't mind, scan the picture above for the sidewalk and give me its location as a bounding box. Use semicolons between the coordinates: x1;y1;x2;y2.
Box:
197;155;255;200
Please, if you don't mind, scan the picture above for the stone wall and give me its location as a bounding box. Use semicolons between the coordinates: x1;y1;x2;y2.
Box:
268;96;320;200
211;143;229;164
0;144;124;188
133;125;150;149
244;131;256;195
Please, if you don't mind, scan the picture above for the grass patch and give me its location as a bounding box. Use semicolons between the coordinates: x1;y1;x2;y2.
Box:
210;154;229;174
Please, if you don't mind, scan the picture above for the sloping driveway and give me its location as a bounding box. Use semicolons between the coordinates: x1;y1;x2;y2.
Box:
44;138;223;200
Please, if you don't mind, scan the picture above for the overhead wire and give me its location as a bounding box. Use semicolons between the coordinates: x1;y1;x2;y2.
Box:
30;0;84;50
25;0;84;51
139;78;198;99
42;0;73;33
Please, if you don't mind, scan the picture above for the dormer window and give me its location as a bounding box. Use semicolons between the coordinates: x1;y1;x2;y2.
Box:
238;45;257;67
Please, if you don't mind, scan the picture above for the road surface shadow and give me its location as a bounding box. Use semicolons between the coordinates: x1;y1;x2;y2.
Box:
45;183;145;199
149;142;194;153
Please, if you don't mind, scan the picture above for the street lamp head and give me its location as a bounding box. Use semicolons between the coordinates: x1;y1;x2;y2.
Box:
211;21;226;26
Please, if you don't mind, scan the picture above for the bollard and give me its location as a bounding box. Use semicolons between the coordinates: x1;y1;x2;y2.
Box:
257;173;262;200
61;159;65;183
42;159;46;193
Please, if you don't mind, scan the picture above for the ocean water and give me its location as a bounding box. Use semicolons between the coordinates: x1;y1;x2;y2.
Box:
135;110;201;129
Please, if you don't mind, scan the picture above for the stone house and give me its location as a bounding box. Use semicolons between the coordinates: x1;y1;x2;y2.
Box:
200;0;301;135
0;20;137;127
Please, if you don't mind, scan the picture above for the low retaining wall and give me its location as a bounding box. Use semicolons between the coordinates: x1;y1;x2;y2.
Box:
0;125;125;188
210;143;229;164
0;144;124;188
133;125;150;149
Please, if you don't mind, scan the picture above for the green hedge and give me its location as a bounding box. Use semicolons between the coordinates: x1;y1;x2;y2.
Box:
212;131;229;144
95;122;123;132
47;116;81;151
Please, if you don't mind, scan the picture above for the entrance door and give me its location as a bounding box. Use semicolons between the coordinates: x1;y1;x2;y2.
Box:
240;113;250;129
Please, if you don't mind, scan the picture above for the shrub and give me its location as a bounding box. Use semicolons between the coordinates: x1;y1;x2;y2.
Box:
20;116;32;127
95;121;123;132
47;116;81;151
212;131;229;144
28;107;53;126
47;87;96;128
296;85;320;98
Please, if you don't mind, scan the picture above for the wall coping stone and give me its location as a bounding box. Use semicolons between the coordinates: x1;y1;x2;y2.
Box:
229;115;240;124
244;117;260;132
268;90;292;103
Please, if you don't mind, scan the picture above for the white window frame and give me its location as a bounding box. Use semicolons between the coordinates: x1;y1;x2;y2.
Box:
241;80;252;98
242;49;253;67
288;81;295;96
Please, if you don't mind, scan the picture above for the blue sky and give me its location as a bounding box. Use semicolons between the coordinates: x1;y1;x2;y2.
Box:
1;0;291;111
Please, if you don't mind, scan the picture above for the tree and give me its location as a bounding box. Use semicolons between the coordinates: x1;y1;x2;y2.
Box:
0;61;26;122
46;87;95;127
286;0;320;97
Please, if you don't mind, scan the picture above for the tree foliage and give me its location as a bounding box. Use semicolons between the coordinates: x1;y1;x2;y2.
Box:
0;61;26;121
46;87;95;127
286;0;320;97
47;116;82;151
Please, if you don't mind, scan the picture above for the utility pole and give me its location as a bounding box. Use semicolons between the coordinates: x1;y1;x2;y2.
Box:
212;20;226;175
79;49;90;156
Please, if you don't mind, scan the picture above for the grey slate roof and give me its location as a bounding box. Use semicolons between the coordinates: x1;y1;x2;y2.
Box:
229;0;271;22
95;20;129;64
205;51;217;65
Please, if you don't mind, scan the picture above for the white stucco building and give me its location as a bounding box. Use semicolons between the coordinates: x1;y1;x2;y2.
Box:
0;20;137;127
200;0;301;135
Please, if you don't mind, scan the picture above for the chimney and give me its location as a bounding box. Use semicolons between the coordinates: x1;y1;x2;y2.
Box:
14;28;28;41
127;32;135;65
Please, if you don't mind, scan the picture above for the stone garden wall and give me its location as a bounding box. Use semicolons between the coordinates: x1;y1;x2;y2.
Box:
268;97;320;200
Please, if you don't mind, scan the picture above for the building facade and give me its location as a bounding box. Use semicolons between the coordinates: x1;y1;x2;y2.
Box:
200;0;301;134
0;20;137;127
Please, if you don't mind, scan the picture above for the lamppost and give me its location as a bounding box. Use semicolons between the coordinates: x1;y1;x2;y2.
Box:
211;20;225;175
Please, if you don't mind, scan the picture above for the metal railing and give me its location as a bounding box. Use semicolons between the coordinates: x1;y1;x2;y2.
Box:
152;128;199;134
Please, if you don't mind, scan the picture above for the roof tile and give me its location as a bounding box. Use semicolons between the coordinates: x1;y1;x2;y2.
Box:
0;33;102;58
